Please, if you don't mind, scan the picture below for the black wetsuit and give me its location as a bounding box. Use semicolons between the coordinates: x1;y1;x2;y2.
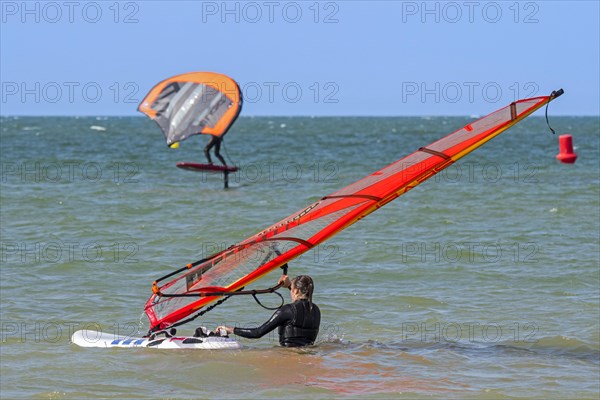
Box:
233;300;321;347
204;135;226;165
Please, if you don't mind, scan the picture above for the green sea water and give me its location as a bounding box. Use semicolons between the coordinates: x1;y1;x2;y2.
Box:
1;115;599;399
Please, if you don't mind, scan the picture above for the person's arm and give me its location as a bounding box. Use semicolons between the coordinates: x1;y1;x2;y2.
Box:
216;305;292;339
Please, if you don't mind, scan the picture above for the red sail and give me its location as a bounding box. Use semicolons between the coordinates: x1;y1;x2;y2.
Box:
145;91;563;331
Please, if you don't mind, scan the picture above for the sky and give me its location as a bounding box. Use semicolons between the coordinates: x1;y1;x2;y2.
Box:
1;0;599;116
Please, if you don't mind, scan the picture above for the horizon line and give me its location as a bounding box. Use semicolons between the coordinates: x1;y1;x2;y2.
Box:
1;114;597;118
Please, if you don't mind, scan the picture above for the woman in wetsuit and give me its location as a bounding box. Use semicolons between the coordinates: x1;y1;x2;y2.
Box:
216;275;321;347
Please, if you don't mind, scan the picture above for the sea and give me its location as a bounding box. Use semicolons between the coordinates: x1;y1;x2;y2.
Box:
1;115;598;399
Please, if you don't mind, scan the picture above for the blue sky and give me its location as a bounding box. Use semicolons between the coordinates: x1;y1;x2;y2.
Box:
1;1;598;116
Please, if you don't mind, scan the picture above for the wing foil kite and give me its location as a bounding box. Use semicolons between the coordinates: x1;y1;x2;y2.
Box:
138;72;243;147
145;90;564;332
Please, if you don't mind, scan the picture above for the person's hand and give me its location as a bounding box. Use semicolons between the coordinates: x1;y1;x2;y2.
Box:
215;325;233;335
278;274;291;289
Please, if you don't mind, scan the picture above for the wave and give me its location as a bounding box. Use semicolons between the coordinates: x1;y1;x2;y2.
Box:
500;335;600;363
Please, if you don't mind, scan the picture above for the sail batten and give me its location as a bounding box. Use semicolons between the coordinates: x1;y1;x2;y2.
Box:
144;92;563;332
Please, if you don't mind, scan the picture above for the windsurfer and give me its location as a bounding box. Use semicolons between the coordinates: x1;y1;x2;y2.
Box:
216;275;321;347
204;134;227;166
138;72;242;168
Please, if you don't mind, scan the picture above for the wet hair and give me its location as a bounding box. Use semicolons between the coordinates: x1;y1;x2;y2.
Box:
292;275;315;310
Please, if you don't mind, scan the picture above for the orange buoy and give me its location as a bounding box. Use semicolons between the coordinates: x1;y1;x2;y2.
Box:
556;134;577;164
